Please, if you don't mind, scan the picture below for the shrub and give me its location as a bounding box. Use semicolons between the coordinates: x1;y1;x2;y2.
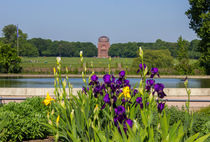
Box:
132;49;174;70
0;97;50;142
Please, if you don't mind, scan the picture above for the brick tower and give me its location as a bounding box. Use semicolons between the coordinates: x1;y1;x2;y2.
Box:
97;36;110;58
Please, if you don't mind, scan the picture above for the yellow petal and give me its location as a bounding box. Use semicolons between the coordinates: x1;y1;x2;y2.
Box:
56;115;60;124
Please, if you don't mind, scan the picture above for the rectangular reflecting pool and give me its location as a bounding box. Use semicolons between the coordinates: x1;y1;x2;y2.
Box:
0;77;209;88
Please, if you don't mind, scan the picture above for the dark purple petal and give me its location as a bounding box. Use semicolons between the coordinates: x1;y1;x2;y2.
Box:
146;79;155;86
145;85;151;91
151;68;158;74
158;91;167;98
117;114;126;123
111;84;116;92
124;80;130;87
154;83;164;92
82;87;89;94
121;98;126;104
114;116;119;126
103;74;111;84
140;103;143;109
91;74;98;82
133;89;138;96
114;106;125;115
113;96;117;103
101;104;106;109
136;97;142;104
124;119;133;128
150;68;159;78
119;71;125;78
157;102;165;113
139;64;146;70
111;75;115;83
103;93;110;103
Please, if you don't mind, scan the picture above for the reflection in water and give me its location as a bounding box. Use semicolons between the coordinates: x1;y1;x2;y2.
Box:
0;77;209;88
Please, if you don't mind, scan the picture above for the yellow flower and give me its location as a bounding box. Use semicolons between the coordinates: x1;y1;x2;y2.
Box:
53;67;56;74
56;115;60;126
118;86;131;99
43;92;55;106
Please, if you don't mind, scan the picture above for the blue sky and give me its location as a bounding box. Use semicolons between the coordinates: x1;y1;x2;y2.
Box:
0;0;197;44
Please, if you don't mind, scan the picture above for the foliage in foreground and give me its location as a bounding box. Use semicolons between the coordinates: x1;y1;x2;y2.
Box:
0;97;49;142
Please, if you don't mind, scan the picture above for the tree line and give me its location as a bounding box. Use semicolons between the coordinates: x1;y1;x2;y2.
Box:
109;39;201;59
0;24;97;57
0;24;200;59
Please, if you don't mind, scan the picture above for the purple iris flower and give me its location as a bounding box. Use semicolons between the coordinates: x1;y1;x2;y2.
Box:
157;102;165;113
153;83;166;98
89;74;99;86
136;97;143;108
123;119;133;134
82;87;89;95
124;79;130;87
91;74;98;82
124;119;133;128
133;89;138;96
137;64;146;73
103;93;110;103
101;93;111;109
116;79;123;88
145;79;155;91
111;83;116;93
147;79;155;86
93;84;105;97
111;75;115;83
103;74;115;85
93;85;100;97
154;83;164;92
114;114;127;129
136;97;143;109
136;97;142;103
114;106;125;115
158;91;167;98
114;116;119;126
112;96;117;105
121;98;126;104
150;68;160;78
116;90;123;96
119;70;125;78
103;74;111;84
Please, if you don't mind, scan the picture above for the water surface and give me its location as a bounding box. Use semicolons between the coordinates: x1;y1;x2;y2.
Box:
0;77;209;88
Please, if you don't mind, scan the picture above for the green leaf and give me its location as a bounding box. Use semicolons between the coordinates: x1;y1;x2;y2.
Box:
185;133;199;142
194;133;210;142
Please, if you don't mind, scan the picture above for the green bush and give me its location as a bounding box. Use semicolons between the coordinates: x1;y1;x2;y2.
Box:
193;106;210;142
0;97;50;142
132;49;174;70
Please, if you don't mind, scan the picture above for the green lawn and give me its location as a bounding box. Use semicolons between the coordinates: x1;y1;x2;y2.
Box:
21;57;198;74
22;57;197;68
21;57;134;69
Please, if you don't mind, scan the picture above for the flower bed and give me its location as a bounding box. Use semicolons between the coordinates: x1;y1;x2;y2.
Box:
0;48;209;141
42;49;209;141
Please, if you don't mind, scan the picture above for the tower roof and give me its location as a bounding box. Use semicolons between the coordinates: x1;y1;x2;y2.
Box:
98;36;109;42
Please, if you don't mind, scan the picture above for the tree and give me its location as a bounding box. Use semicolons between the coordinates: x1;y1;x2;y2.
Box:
132;49;174;69
0;42;22;73
186;0;210;74
175;36;192;75
28;38;53;56
2;24;27;47
19;41;39;57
